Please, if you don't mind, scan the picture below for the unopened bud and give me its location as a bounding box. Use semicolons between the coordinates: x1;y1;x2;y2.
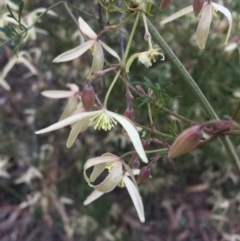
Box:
142;140;149;150
160;0;172;11
168;125;202;159
137;166;151;183
81;84;95;111
123;107;135;121
131;158;140;169
192;0;204;16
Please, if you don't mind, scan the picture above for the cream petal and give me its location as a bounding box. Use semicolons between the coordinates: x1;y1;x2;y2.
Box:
83;155;120;183
126;53;140;73
18;57;38;75
90;41;104;74
0;78;10;90
100;41;120;61
79;17;97;40
41;90;75;99
53;40;95;63
59;97;78;120
160;5;193;25
211;2;232;45
123;176;145;222
196;3;212;49
1;57;17;79
90;163;106;182
83;190;104;205
109;111;148;163
91;161;122;193
66;83;79;93
35;110;100;134
66;118;89;147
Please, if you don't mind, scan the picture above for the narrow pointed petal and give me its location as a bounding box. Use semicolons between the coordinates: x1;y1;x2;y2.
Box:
41;90;75;99
91;161;122;193
0;78;11;90
79;17;97;39
196;4;212;49
1;57;17;79
35;110;100;134
53;40;95;63
83;190;104;205
66;118;89;147
90;42;104;74
100;41;120;61
67;83;79;93
90;164;106;182
211;2;232;45
126;53;140;73
18;57;38;75
109;111;148;163
160;6;193;25
59;97;78;120
122;161;139;193
123;176;145;222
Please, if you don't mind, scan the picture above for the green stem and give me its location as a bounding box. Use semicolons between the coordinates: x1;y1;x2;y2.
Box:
103;69;121;107
232;100;240;120
145;148;168;154
122;11;140;64
103;11;140;107
146;18;240;177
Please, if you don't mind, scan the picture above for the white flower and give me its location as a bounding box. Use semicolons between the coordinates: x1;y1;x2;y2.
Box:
83;153;145;222
0;157;10;179
0;50;38;90
14;166;43;184
0;8;57;41
41;84;80;120
160;2;232;49
126;48;164;72
53;17;120;76
35;108;148;163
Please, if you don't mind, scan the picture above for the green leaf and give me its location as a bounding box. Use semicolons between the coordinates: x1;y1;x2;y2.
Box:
7;4;18;22
18;1;25;23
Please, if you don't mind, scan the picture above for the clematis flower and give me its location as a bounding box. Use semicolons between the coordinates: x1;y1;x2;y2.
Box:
0;50;37;90
35;108;148;163
126;48;164;72
53;17;120;76
160;1;232;49
0;8;57;41
41;84;80;120
83;153;145;222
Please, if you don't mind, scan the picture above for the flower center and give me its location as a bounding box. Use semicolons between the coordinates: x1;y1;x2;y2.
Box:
89;110;117;131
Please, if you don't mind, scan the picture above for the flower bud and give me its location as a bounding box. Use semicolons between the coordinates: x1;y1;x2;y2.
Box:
123;107;135;121
142;140;149;150
137;166;151;183
160;0;172;11
193;0;204;16
131;158;140;169
81;84;95;111
168;126;202;159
